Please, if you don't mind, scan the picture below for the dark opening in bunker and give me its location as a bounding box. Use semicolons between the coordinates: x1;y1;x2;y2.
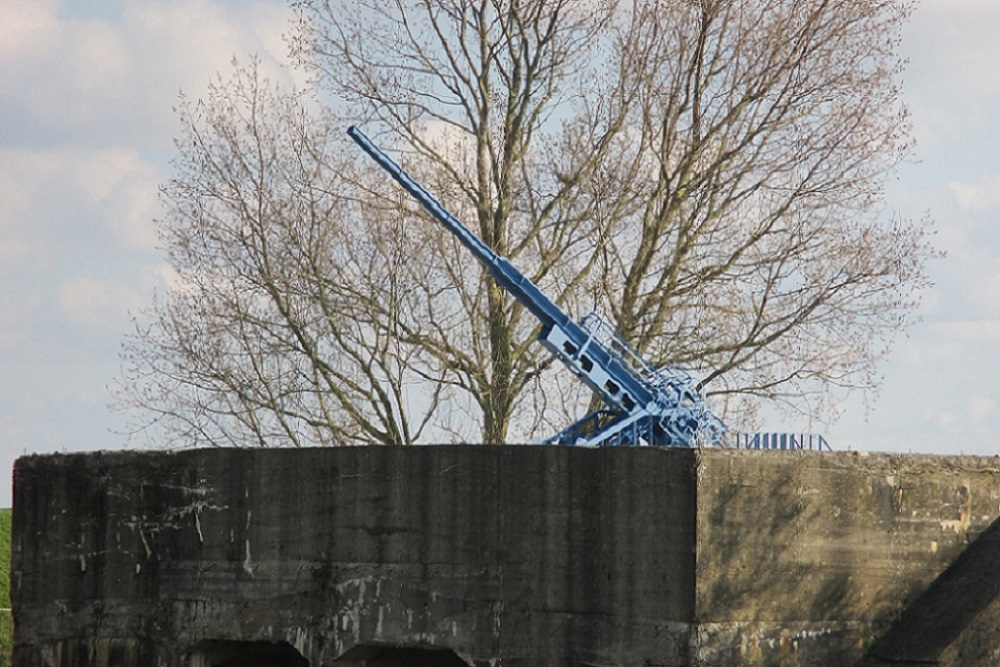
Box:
334;645;470;667
189;639;310;667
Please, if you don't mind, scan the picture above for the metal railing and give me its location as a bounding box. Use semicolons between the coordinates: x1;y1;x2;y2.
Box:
729;432;832;451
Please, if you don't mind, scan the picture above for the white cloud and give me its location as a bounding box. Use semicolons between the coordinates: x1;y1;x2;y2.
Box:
0;0;309;507
906;1;1000;95
80;149;163;252
815;311;1000;456
969;268;1000;317
934;410;958;430
1;147;164;259
891;319;1000;370
899;1;1000;153
0;0;299;152
0;0;57;63
930;319;1000;343
949;174;1000;213
0;238;30;278
0;413;26;445
0;151;49;224
0;290;41;351
58;276;147;331
970;395;995;432
895;176;1000;324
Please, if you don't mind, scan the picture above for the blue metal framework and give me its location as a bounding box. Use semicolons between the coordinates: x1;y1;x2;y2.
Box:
348;126;724;448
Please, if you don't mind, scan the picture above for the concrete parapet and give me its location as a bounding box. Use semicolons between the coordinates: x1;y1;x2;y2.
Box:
11;446;1000;666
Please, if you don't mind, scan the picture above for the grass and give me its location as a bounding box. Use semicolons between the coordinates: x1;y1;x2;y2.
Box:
0;509;11;666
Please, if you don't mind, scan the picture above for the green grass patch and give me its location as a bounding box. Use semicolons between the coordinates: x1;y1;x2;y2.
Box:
0;509;9;605
0;508;11;666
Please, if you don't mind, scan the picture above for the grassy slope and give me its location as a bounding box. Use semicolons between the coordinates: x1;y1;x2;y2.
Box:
0;509;9;606
0;509;11;666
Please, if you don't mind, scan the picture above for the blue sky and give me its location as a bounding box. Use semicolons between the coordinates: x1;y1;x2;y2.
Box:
1;0;998;506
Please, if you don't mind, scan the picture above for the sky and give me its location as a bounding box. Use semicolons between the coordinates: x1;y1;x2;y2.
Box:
1;0;999;507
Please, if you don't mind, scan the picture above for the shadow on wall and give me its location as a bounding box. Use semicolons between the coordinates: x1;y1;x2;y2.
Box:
333;645;471;667
189;641;471;667
188;640;309;667
860;514;1000;666
701;467;858;623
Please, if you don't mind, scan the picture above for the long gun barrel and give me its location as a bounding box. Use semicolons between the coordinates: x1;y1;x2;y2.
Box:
348;126;723;447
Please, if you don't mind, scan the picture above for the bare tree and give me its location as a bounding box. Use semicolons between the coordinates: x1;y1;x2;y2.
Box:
580;0;935;421
289;0;934;439
292;0;652;443
119;60;449;446
122;0;935;448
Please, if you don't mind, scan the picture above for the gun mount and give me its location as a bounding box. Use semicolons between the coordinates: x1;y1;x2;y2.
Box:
348;126;724;448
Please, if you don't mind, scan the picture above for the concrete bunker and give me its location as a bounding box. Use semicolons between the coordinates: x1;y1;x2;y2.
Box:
188;640;309;667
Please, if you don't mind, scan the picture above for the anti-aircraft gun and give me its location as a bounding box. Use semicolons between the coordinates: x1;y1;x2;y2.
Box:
348;126;724;448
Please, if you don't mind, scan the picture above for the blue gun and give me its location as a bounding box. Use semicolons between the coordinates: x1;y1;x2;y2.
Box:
348;126;724;447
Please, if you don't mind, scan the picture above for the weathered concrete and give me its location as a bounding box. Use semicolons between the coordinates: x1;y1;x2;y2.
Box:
693;450;1000;666
11;446;1000;666
12;446;698;667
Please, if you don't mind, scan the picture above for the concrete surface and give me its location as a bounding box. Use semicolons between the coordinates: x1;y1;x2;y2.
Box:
693;449;1000;666
10;446;1000;666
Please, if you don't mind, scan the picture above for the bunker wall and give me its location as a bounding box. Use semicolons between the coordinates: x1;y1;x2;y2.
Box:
11;446;1000;667
12;446;698;667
